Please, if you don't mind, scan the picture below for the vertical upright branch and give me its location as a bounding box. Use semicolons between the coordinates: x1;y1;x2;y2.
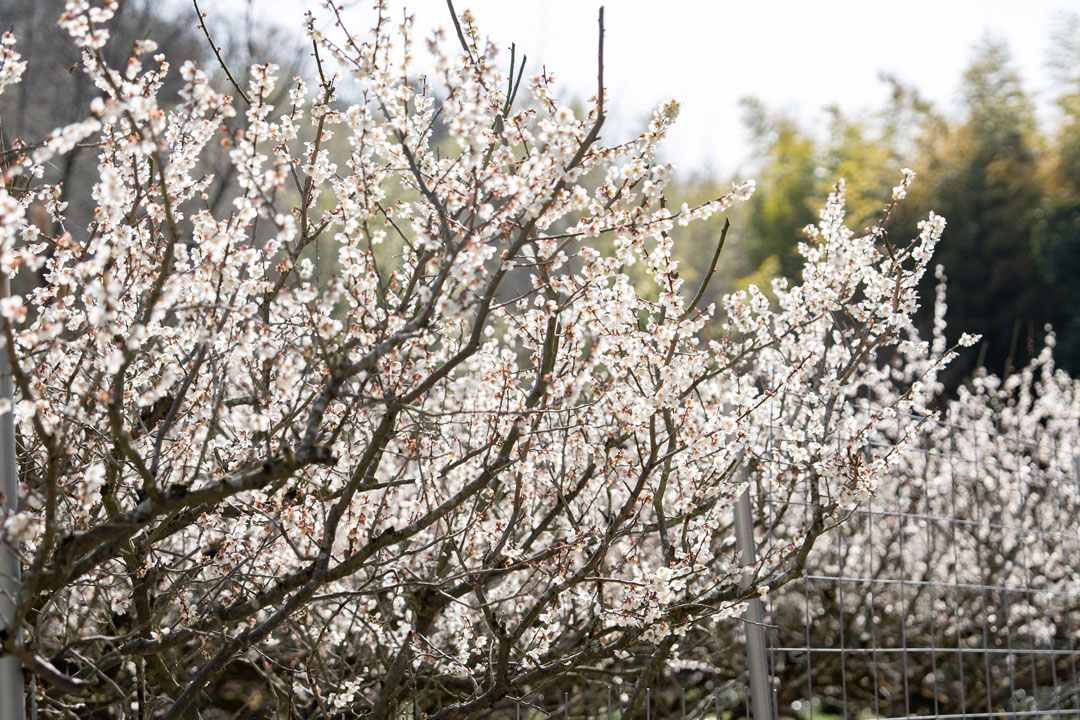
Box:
565;7;605;172
596;6;605;115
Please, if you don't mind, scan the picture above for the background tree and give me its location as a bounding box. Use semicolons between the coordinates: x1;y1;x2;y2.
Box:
909;39;1047;379
1033;12;1080;373
734;98;818;286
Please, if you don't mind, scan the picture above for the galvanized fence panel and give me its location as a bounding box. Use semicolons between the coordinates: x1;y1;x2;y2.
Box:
760;407;1080;720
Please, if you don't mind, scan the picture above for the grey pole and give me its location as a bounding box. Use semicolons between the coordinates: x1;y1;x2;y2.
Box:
1;272;26;720
734;471;774;720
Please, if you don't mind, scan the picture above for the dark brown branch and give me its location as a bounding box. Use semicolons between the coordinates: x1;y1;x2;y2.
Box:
192;0;251;105
445;0;476;66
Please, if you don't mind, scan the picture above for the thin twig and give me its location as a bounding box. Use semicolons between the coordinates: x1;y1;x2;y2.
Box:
192;0;251;105
679;216;730;322
445;0;475;65
564;6;605;171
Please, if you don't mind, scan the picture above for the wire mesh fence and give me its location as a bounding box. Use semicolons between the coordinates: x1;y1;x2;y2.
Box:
761;403;1080;720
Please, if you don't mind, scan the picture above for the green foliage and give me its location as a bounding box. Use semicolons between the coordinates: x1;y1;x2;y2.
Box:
819;111;896;229
738;99;819;283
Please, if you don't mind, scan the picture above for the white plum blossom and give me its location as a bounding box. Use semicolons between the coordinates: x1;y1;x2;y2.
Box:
2;512;39;544
892;166;916;200
0;295;25;323
0;32;26;95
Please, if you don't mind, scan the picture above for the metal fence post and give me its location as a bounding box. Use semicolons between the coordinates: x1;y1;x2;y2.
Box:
734;468;774;720
1;272;26;720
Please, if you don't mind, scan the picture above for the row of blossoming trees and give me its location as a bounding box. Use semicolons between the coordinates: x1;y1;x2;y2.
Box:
763;330;1080;718
0;2;1076;719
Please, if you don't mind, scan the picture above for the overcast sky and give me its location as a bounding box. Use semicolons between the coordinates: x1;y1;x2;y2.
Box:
233;0;1075;177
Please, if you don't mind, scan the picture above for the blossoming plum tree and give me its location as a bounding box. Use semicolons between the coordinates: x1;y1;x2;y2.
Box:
0;1;968;717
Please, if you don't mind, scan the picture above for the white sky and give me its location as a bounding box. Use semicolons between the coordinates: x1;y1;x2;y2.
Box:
229;0;1076;177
